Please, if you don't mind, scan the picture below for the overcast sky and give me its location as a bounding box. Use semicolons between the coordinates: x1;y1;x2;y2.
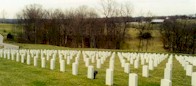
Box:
0;0;195;18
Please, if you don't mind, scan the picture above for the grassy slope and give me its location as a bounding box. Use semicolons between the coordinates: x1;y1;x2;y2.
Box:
0;44;195;86
122;28;166;53
0;23;13;37
0;23;22;42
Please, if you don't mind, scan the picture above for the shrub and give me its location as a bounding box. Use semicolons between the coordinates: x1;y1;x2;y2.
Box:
3;30;6;33
139;32;152;39
7;33;14;40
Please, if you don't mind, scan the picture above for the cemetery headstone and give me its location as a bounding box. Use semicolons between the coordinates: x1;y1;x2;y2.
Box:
106;68;113;86
128;73;138;86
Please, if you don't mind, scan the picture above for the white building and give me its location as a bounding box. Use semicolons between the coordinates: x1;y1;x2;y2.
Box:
151;19;164;24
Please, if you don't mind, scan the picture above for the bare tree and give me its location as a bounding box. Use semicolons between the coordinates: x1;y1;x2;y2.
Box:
16;3;134;49
161;19;196;54
17;4;44;43
1;10;7;23
100;0;134;49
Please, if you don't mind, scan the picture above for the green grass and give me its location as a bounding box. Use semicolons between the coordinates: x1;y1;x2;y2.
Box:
122;28;166;52
172;58;191;86
0;23;22;42
0;23;14;36
0;23;194;85
0;44;195;86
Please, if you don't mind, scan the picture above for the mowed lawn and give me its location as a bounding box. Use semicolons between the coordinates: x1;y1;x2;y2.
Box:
0;44;195;86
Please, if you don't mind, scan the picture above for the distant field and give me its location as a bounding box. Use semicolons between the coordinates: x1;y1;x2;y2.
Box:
122;28;165;53
0;23;14;37
0;23;22;40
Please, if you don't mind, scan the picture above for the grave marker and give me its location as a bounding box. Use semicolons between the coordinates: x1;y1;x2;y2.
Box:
72;62;78;75
106;68;113;86
50;59;55;70
60;60;65;72
34;57;38;67
186;65;193;76
164;68;172;80
124;63;130;73
41;58;46;68
87;66;94;79
27;55;30;65
142;65;149;77
192;72;196;86
160;79;172;86
128;73;138;86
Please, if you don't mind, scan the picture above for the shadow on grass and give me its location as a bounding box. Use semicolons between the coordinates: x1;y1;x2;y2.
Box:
32;81;46;86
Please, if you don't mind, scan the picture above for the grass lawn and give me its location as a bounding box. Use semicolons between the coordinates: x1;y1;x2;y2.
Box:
0;44;195;86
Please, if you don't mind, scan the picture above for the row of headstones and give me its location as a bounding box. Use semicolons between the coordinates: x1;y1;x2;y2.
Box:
0;49;115;78
86;54;139;86
113;54;185;86
104;53;169;86
179;55;196;66
118;52;168;73
1;49;137;86
7;49;141;86
0;49;81;75
83;51;112;59
0;50;78;64
2;49;194;86
0;49;79;61
175;55;196;86
0;49;113;67
160;55;173;86
79;51;110;80
82;51;112;68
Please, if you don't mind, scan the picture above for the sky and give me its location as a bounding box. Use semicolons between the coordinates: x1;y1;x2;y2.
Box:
0;0;195;18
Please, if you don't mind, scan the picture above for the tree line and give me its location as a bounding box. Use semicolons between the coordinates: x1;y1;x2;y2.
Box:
161;19;196;54
16;0;132;49
15;0;196;54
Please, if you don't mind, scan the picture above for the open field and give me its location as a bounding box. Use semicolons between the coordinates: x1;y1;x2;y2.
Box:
0;23;14;37
0;44;195;86
123;28;165;53
0;23;22;41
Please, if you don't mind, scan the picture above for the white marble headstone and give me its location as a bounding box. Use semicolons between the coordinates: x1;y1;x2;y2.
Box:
128;73;138;86
160;79;171;86
87;66;94;79
142;65;149;77
106;68;113;85
192;72;196;86
72;62;78;75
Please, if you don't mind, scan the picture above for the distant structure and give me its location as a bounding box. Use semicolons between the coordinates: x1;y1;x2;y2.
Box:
151;19;165;24
0;34;19;49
